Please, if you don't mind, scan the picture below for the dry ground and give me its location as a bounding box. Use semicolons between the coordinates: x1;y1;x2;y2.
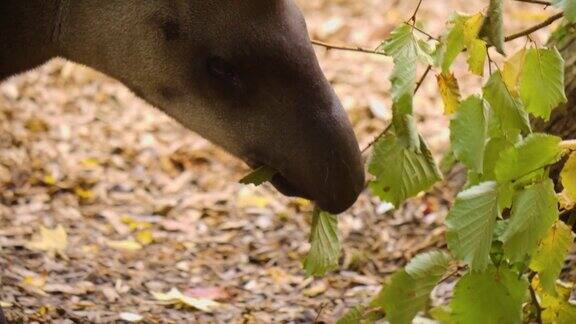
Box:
1;0;573;323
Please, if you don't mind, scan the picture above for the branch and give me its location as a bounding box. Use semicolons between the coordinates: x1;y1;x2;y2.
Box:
515;0;552;6
505;12;564;42
310;40;384;56
409;0;425;22
528;272;543;324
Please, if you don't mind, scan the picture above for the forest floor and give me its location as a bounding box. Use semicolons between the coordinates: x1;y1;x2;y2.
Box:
0;0;573;323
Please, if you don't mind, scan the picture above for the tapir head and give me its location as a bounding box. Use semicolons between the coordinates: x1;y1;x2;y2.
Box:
60;0;364;213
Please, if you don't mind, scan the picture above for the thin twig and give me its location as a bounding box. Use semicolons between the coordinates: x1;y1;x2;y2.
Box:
415;65;432;93
409;0;425;22
405;22;438;40
362;123;392;153
310;39;384;56
528;272;543;324
505;12;564;42
514;0;552;6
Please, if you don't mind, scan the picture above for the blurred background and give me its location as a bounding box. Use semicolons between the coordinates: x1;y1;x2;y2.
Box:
0;0;571;322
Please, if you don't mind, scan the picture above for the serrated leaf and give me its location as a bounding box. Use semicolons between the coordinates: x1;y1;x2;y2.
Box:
450;96;490;173
561;153;576;201
371;251;451;324
483;72;531;138
368;131;442;208
239;165;277;186
463;13;485;47
440;14;468;72
495;133;562;183
535;279;576;323
467;39;487;76
479;0;505;54
446;182;500;271
437;72;461;115
482;137;515;181
450;266;529;324
378;25;433;102
503;49;526;96
502;179;560;262
303;208;341;277
530;221;575;294
519;48;568;120
553;0;576;23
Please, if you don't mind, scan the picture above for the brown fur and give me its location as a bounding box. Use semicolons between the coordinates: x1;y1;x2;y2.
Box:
0;0;364;213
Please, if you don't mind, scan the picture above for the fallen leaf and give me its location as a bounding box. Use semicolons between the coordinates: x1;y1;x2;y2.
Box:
152;288;220;312
135;230;154;246
119;312;144;322
0;301;12;308
106;240;143;251
22;274;47;289
237;188;271;208
26;225;68;256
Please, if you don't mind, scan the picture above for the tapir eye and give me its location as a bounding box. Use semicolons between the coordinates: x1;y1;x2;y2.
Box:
206;56;241;86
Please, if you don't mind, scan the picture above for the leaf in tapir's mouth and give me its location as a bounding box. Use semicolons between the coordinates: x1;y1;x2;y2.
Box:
239;165;278;186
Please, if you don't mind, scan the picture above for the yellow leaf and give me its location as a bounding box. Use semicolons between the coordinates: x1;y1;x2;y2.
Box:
0;301;12;308
74;187;94;200
533;278;576;323
503;49;526;96
121;215;152;231
106;240;142;251
42;174;57;186
80;157;99;168
467;39;487;76
152;288;220;312
25;117;49;133
26;225;68;255
135;230;154;246
237;188;270;208
561;153;576;201
22;274;47;288
463;13;485;47
437;72;461;115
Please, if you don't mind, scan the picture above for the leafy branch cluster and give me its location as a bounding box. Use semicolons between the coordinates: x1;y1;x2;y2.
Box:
242;0;575;322
307;0;576;323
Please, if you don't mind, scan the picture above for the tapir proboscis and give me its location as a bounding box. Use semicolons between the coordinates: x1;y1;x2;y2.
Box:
0;0;365;214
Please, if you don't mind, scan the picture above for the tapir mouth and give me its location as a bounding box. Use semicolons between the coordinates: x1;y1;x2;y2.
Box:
244;159;313;201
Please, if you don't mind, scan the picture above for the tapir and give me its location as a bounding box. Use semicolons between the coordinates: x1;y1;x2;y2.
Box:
0;0;365;214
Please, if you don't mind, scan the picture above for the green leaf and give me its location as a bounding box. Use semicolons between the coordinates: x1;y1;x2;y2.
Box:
440;15;468;72
450;96;490;173
553;0;576;23
502;179;560;262
378;25;433;102
479;0;505;54
368;130;442;208
519;48;568;120
446;182;500;271
561;153;576;201
482;137;515;181
494;133;563;183
467;39;487;76
450;266;529;324
430;306;454;324
483;72;531;138
239;166;277;186
303;208;341;277
371;251;451;324
530;221;575;294
337;306;366;324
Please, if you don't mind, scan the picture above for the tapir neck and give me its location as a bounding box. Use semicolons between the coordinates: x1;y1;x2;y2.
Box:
0;1;64;80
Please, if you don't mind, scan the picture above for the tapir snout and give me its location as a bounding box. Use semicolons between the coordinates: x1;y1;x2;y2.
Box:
0;0;365;213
